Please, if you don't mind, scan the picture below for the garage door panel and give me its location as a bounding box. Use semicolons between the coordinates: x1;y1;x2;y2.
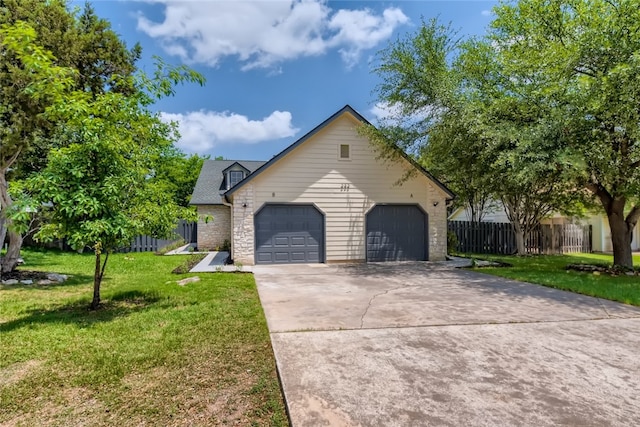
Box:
366;205;427;262
290;236;307;246
257;252;273;263
273;236;290;247
275;252;291;262
255;204;324;264
290;252;307;261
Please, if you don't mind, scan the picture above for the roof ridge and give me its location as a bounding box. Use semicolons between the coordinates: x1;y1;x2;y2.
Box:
206;159;266;162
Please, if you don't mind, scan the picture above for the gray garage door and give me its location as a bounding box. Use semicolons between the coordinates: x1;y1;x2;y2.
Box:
255;204;324;264
366;204;427;262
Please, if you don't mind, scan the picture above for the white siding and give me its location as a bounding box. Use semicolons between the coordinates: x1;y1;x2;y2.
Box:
231;114;449;263
449;204;510;223
451;202;572;225
589;215;640;252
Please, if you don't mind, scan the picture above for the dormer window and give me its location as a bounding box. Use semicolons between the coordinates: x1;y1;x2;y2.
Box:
228;170;244;189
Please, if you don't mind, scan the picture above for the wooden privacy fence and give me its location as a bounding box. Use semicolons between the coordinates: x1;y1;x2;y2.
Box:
448;221;592;255
24;220;197;253
125;220;197;253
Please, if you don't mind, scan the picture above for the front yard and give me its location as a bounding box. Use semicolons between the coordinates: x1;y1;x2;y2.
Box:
465;253;640;306
0;249;287;426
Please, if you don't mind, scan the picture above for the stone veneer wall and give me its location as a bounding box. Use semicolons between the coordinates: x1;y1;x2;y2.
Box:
231;184;255;265
196;205;231;251
425;184;448;261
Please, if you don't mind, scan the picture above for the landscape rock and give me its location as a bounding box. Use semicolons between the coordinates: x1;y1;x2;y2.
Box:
37;279;55;285
2;279;19;285
177;276;200;286
47;273;68;283
20;279;33;285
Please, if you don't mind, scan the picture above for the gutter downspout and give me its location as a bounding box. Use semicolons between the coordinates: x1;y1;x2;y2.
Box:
222;194;234;262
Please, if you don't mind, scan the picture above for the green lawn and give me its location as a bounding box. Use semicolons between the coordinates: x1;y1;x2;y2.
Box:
464;253;640;306
0;249;287;426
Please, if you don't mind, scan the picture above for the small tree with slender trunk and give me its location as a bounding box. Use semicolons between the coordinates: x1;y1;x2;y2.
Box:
31;70;202;309
4;21;204;309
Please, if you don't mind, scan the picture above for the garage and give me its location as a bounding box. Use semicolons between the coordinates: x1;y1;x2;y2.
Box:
254;204;324;264
366;204;427;262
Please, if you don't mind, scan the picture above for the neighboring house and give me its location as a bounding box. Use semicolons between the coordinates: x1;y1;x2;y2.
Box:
449;203;640;252
190;105;455;265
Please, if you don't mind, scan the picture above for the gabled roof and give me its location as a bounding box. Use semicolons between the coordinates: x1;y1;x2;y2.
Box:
222;161;250;174
190;160;265;205
225;104;455;200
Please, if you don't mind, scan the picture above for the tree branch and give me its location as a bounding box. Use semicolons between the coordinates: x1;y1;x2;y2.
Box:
585;182;612;209
1;147;23;173
626;205;640;227
99;251;109;283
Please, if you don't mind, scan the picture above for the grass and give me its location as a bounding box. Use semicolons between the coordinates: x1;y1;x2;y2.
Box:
462;252;640;306
0;248;287;426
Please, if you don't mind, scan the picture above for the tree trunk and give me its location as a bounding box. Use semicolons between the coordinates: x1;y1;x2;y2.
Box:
608;210;634;269
1;230;23;274
0;214;6;253
91;251;102;310
512;221;526;255
90;248;109;310
0;171;23;274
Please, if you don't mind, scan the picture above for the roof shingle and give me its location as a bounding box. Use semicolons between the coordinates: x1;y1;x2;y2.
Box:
190;160;265;205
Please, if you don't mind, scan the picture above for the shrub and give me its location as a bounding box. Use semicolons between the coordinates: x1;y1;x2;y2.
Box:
447;231;458;255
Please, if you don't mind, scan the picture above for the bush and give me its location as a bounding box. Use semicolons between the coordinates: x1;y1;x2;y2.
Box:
215;239;231;252
447;231;458;255
156;239;186;255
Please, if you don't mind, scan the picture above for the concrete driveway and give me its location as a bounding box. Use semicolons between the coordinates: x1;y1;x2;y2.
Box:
253;262;640;427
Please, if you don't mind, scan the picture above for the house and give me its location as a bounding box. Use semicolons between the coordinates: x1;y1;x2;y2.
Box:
190;105;455;265
191;159;265;250
449;203;640;252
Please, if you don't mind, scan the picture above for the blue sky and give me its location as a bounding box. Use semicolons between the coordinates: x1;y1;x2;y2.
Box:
82;1;497;160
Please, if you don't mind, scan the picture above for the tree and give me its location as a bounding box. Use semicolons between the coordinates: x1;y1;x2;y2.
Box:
489;0;640;268
455;38;586;254
420;108;495;225
0;0;140;273
368;19;581;254
152;152;207;208
0;19;76;272
30;89;197;309
4;20;204;308
364;20;496;220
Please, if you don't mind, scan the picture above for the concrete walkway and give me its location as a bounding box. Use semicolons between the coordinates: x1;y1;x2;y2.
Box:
254;263;640;426
188;251;228;272
187;251;255;272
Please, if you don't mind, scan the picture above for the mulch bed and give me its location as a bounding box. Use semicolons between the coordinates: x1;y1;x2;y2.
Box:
172;254;207;274
566;264;637;276
1;270;50;281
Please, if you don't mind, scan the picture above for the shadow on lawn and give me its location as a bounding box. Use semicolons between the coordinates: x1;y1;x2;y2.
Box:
0;290;161;333
0;274;94;290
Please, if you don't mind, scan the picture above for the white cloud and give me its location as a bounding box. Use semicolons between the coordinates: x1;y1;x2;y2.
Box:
162;110;299;153
136;1;408;70
481;10;492;17
328;8;408;68
370;101;404;123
